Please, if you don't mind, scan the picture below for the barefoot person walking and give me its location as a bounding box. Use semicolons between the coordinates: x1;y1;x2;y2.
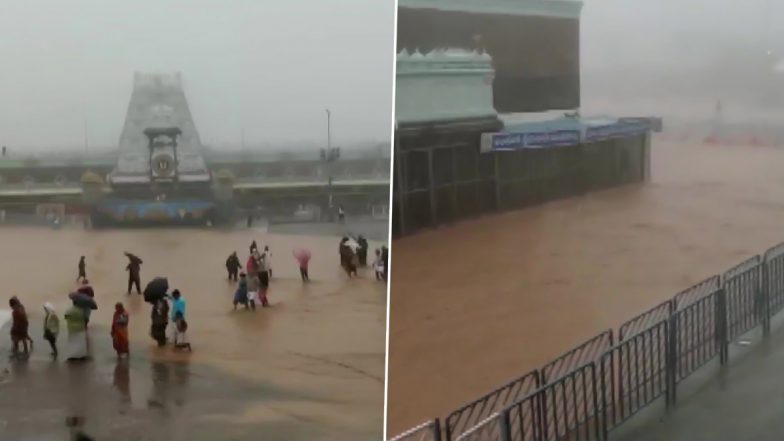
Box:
9;296;30;358
111;302;129;358
43;302;60;357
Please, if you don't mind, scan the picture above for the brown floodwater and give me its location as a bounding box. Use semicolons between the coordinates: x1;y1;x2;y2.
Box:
0;227;386;441
387;138;784;435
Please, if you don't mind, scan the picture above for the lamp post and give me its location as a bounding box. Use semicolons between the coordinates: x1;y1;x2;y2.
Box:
326;109;331;150
323;109;338;220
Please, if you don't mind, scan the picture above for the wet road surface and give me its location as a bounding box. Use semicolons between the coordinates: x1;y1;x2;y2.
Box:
0;227;386;440
387;138;784;434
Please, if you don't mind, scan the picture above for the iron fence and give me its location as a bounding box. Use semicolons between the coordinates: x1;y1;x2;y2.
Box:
673;275;721;309
539;363;602;441
390;241;784;441
445;371;540;441
391;419;443;441
723;257;762;341
504;392;540;441
453;413;504;441
618;300;673;341
600;320;669;433
673;289;721;382
764;243;784;317
540;331;613;384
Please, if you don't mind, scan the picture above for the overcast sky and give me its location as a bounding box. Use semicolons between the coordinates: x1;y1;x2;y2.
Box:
0;0;395;150
582;0;780;72
580;0;784;115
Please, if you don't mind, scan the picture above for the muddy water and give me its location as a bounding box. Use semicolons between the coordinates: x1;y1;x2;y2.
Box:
387;139;784;434
0;227;386;440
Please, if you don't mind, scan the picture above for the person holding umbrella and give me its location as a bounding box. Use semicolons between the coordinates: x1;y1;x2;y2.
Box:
143;277;170;346
293;248;311;282
124;252;143;295
150;298;169;347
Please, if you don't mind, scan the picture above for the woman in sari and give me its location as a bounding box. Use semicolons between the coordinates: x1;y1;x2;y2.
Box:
9;296;30;357
64;301;89;361
111;302;129;358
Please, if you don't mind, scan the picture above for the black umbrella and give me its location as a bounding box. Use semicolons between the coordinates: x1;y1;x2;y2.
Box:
144;277;169;304
69;292;97;310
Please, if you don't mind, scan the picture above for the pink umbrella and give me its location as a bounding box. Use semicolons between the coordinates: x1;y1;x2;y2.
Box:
293;248;311;267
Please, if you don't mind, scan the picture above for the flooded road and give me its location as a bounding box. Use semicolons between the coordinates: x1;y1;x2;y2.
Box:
387;138;784;434
0;226;386;440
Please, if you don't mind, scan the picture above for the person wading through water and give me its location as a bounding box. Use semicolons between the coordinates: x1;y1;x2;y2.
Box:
226;251;241;282
111;302;129;358
124;252;143;295
77;279;95;328
263;245;273;279
64;299;88;361
293;248;311;282
77;256;86;282
43;302;60;357
150;298;169;347
256;250;270;307
9;296;31;358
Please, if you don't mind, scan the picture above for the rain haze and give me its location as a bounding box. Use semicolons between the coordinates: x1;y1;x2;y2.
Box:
581;0;784;120
0;0;395;151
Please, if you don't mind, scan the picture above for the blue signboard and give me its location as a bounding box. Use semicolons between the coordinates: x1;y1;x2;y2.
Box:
481;119;653;153
483;130;581;152
585;121;650;142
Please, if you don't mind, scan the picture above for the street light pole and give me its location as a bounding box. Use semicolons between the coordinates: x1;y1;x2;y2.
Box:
326;109;331;150
83;118;89;153
325;109;334;220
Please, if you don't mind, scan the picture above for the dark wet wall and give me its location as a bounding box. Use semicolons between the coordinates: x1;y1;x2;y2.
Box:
397;7;581;112
393;126;649;237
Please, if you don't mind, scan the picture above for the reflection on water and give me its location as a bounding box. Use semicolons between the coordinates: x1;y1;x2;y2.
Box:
113;360;130;403
388;140;784;433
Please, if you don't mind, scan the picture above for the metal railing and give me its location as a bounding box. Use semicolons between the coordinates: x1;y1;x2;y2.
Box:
390;240;784;441
445;371;540;441
391;419;442;441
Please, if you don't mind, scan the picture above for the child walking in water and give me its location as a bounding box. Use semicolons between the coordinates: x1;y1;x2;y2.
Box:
173;311;191;351
233;273;249;310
